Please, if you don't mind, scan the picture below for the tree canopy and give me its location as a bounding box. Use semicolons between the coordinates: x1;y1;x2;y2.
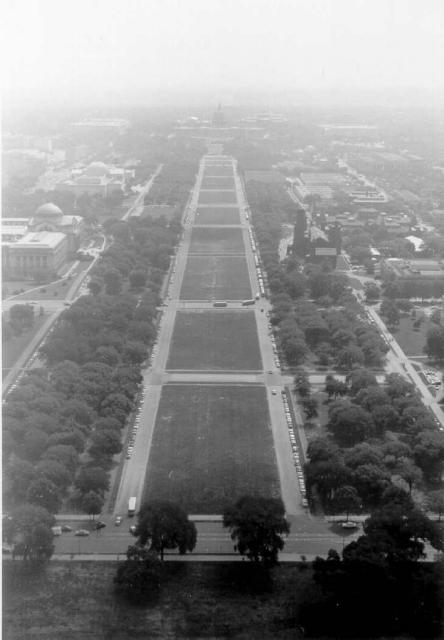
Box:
135;501;197;561
223;496;289;566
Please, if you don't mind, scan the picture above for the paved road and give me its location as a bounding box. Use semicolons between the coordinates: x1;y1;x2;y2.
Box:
122;164;164;220
365;304;444;426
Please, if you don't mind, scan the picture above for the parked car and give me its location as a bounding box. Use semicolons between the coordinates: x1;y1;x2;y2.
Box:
74;529;90;536
95;521;106;530
341;521;359;529
61;524;72;533
115;516;123;526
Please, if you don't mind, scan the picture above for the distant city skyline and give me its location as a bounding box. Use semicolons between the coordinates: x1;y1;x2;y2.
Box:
3;0;444;109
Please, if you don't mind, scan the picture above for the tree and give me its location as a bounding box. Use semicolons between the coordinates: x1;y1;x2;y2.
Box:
114;546;162;602
81;491;104;519
394;457;423;494
129;269;147;289
352;464;391;507
8;504;55;562
302;397;318;419
414;431;444;482
43;445;79;473
359;503;444;562
135;501;197;561
327;404;375;447
3;457;36;502
87;279;102;296
427;490;444;522
425;325;444;360
223;496;289;566
334;485;361;521
26;477;62;513
347;368;378;395
9;304;34;334
380;300;400;327
74;466;109;496
103;269;122;295
324;375;348;399
336;345;365;370
364;282;381;302
293;368;310;397
35;460;72;490
307;437;339;464
88;430;122;459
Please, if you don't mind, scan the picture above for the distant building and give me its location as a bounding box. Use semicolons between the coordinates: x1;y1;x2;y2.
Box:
2;231;68;280
28;202;84;252
55;161;134;197
1;220;28;243
319;124;380;141
292;208;341;267
71;118;129;136
2;202;85;280
212;104;226;128
381;258;444;282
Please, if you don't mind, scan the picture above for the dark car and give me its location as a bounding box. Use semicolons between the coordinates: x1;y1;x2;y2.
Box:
95;521;106;530
61;524;72;533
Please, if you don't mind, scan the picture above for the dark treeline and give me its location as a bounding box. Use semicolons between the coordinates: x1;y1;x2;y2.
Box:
3;214;182;525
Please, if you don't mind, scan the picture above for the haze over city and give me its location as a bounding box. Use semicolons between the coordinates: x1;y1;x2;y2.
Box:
3;0;444;109
3;1;444;638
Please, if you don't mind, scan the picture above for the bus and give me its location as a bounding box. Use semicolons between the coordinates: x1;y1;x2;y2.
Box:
128;497;137;517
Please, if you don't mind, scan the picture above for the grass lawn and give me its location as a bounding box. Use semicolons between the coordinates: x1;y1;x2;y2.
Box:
166;310;262;370
198;191;238;205
302;389;330;444
4;277;73;301
189;227;245;254
144;384;279;512
140;205;176;220
201;177;236;189
3;561;309;639
180;255;251;300
204;166;234;177
2;315;48;375
195;206;241;225
392;314;430;357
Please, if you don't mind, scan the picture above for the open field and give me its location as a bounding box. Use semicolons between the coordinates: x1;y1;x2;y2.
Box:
195;206;241;225
180;255;251;300
189;227;245;254
198;191;238;205
144;384;279;512
3;561;309;639
166;310;262;370
204;166;234;177
140;205;175;220
392;314;430;357
201;177;236;189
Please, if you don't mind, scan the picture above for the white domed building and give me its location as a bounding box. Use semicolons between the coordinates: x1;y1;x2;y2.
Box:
29;202;84;252
55;160;134;196
3;202;85;280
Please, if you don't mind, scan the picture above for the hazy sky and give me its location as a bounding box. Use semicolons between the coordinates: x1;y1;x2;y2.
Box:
3;0;444;108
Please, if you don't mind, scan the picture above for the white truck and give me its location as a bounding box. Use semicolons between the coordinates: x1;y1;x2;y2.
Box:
128;497;137;517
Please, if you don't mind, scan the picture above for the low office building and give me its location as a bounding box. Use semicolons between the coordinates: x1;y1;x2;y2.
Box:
381;258;444;282
55;161;134;197
2;231;68;280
